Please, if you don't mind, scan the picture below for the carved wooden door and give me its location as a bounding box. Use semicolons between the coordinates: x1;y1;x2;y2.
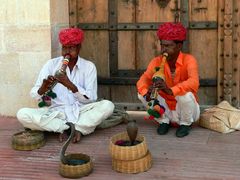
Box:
69;0;240;109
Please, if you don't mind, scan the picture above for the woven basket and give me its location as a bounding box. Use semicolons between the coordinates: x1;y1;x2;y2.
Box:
199;111;234;133
109;132;148;161
112;150;152;174
59;153;93;178
12;130;45;151
199;101;240;133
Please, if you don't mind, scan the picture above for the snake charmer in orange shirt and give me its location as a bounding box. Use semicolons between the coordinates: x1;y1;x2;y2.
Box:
137;22;200;137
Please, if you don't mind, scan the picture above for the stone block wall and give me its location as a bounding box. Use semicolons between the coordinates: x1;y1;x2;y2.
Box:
0;0;69;116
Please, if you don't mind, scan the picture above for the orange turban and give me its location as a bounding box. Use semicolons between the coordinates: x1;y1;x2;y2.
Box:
157;22;186;41
59;28;84;46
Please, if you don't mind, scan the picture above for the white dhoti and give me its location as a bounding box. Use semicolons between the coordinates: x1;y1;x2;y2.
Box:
138;92;200;125
17;100;114;135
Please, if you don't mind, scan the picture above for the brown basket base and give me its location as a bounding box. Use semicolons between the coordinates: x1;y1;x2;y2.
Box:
59;153;93;178
112;150;152;174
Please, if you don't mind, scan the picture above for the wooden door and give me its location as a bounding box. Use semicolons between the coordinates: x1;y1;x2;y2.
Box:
69;0;240;109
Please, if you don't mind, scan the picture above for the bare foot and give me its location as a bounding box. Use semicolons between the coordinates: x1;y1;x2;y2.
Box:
59;131;68;142
72;130;81;143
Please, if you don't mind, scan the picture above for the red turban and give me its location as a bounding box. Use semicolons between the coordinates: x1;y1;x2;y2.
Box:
157;22;186;41
59;28;84;46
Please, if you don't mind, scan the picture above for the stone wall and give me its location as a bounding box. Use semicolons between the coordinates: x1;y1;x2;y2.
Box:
0;0;69;116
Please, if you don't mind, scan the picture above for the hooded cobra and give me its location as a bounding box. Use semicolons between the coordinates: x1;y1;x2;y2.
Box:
60;122;86;165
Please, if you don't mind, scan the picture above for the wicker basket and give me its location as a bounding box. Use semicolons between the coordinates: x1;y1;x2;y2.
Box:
109;132;148;161
112;150;152;174
12;130;45;151
59;153;93;178
199;101;240;133
199;111;234;133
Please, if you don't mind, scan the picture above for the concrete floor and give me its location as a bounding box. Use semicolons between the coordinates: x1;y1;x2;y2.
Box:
0;112;240;180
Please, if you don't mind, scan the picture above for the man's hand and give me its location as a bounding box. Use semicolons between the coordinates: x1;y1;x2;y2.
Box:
38;75;56;95
55;73;71;87
55;74;78;93
144;85;154;102
153;78;173;95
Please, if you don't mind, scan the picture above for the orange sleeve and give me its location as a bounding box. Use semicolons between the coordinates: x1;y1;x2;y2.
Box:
171;55;199;96
137;57;160;96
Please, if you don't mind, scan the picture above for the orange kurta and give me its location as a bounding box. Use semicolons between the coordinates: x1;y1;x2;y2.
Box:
137;52;199;110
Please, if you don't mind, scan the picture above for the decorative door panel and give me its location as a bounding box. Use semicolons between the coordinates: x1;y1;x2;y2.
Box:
69;0;240;109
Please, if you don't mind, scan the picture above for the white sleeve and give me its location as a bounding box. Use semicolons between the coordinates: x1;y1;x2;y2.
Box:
73;63;97;103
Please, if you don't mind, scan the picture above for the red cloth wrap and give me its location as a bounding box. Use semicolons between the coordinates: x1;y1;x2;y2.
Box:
59;28;84;46
157;22;186;41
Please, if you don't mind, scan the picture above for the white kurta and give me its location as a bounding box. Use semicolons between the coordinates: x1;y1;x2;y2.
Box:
17;56;114;134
